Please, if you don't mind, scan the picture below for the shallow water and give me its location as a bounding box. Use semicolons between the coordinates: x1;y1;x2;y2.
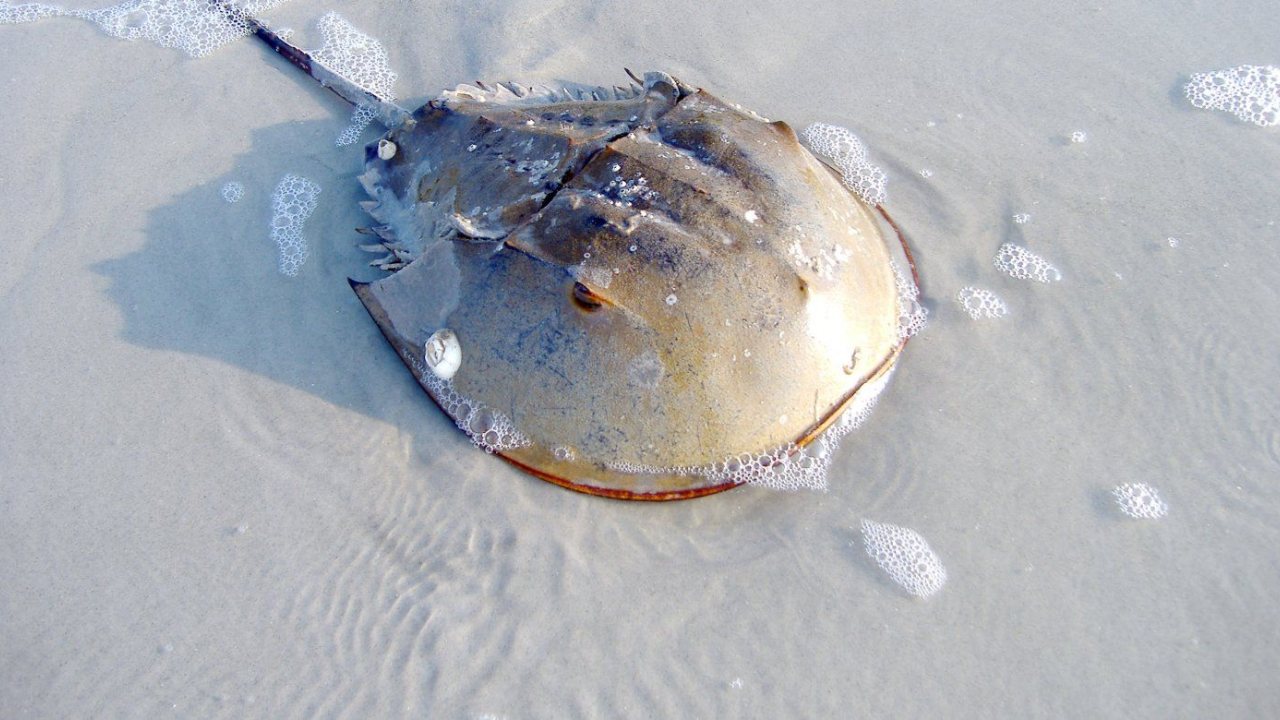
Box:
2;0;1278;717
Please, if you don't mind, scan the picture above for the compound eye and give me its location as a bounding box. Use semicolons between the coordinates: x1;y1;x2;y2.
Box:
571;281;605;311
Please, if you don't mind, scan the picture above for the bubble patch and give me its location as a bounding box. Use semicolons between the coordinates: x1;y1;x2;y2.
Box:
860;519;947;598
1113;482;1168;520
957;286;1008;320
0;2;62;23
994;243;1061;283
891;261;928;340
1184;65;1280;127
407;355;532;454
1070;130;1088;143
1;0;296;58
312;12;396;101
336;102;378;146
800;122;888;205
220;181;244;203
269;174;319;277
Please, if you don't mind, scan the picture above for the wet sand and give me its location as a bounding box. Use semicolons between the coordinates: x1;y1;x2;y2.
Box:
2;0;1278;717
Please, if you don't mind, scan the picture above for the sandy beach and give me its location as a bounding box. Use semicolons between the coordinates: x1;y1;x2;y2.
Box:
2;0;1279;717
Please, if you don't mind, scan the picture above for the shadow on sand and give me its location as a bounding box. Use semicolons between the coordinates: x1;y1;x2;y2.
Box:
91;117;428;426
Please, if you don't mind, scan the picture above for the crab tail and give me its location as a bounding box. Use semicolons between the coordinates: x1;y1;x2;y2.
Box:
216;2;410;128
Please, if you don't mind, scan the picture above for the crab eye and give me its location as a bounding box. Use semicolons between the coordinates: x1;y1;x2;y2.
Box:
571;281;605;310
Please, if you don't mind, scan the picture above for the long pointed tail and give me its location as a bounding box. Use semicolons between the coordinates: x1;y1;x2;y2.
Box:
217;2;410;128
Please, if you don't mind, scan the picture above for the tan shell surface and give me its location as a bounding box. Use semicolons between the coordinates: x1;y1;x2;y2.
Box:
352;76;904;499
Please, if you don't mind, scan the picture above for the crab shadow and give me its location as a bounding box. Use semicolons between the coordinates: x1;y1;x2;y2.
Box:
92;118;431;429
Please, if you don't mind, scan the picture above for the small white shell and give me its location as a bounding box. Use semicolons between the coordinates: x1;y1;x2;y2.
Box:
377;138;398;160
424;329;462;380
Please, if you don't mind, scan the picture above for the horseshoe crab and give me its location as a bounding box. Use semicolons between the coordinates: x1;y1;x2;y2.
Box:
238;11;920;500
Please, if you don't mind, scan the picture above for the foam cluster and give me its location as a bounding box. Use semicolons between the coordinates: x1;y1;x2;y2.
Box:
88;0;294;57
220;181;245;203
994;243;1061;283
407;355;532;454
891;261;928;340
270;174;319;276
1185;65;1280;127
608;369;895;492
860;519;947;598
0;2;62;23
312;12;396;100
1113;482;1168;520
1;0;296;57
309;13;397;146
800;122;888;205
956;286;1008;319
336;103;378;146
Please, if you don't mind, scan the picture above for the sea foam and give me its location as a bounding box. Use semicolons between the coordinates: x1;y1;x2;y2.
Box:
309;12;398;146
800;122;888;205
220;181;245;203
1113;482;1168;520
860;519;947;598
994;243;1061;283
270;174;319;277
1185;65;1279;127
957;286;1008;320
1;0;294;58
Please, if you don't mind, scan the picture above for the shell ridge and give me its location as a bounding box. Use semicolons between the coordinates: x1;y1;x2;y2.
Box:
437;71;660;109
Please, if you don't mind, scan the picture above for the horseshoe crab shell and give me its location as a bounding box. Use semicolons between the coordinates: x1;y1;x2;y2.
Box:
351;71;915;500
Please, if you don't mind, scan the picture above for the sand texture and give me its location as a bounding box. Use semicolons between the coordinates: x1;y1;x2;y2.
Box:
2;0;1279;717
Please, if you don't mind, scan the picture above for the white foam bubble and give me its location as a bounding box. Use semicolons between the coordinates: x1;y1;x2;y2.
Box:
336;102;378;146
309;13;397;145
956;286;1008;320
220;181;244;203
800;122;888;205
3;0;297;57
994;243;1061;283
408;354;532;454
1012;213;1031;224
1113;482;1168;520
0;2;63;24
891;261;928;341
312;12;396;101
269;173;319;277
1185;65;1280;127
860;519;947;598
1070;130;1088;143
